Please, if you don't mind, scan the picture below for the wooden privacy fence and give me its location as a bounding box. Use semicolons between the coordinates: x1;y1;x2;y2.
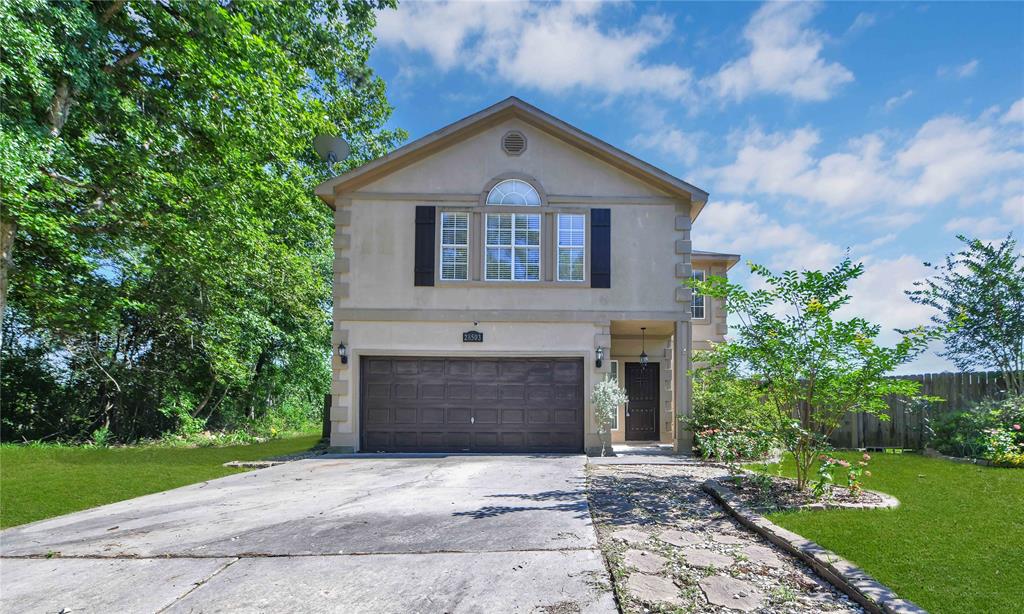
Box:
828;371;1014;450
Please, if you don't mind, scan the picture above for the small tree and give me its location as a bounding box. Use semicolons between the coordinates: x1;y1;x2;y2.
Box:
592;378;628;457
907;234;1024;395
693;258;934;489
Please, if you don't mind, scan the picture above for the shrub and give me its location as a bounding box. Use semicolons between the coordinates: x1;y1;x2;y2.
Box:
929;394;1024;465
687;354;775;470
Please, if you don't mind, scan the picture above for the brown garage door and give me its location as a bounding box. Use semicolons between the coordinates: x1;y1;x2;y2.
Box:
360;357;584;453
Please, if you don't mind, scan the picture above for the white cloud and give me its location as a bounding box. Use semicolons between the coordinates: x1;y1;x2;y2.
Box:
896;115;1024;206
694;200;842;271
630;129;702;166
884;89;914;112
707;2;853;102
846;12;877;36
938;59;979;79
1002;98;1024;124
375;2;693;100
707;111;1024;215
943;215;1012;238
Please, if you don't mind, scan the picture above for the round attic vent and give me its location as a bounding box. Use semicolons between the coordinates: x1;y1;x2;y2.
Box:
502;130;527;156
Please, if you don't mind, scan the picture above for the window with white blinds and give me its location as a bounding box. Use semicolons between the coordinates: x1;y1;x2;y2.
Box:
440;212;469;281
691;269;706;319
485;213;540;281
557;214;585;281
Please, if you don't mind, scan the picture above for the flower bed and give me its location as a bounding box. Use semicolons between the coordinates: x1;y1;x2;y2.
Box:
719;473;898;512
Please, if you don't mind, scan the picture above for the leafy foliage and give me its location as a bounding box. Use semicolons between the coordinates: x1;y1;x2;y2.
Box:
0;0;404;442
692;258;934;488
929;394;1024;465
687;351;775;469
907;234;1024;394
591;377;627;457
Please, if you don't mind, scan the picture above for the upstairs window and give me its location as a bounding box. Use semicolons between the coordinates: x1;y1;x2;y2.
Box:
440;212;469;281
486;179;541;206
485;213;540;281
691;269;706;319
557;214;585;281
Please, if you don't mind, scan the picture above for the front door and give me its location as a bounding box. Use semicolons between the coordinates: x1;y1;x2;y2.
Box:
624;362;659;441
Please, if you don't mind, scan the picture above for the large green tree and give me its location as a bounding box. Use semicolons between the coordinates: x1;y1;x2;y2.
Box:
907;234;1024;395
0;0;404;441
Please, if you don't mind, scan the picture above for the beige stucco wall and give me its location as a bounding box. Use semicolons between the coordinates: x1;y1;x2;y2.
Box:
691;259;732;353
327;116;712;453
364;119;669;198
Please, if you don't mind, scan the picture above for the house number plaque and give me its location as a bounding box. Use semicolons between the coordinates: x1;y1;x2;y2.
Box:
462;330;484;343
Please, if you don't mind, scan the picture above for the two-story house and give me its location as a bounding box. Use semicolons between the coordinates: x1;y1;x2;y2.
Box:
315;97;738;455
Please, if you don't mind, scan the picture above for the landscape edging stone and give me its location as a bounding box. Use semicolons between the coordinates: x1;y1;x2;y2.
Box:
701;477;927;614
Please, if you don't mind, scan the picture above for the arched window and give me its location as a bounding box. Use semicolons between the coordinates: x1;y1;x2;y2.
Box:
486;179;541;206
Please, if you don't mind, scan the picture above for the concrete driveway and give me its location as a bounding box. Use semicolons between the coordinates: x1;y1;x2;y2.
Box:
0;455;615;613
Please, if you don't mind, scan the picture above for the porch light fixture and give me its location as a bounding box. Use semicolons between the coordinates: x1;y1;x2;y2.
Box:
639;327;649;369
595;346;604;368
337;341;348;365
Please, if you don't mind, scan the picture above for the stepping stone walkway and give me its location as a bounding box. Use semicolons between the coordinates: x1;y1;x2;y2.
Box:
625;573;683;607
699;574;766;611
741;544;785;568
680;547;734;569
588;463;863;613
610;528;650;545
658;529;701;547
622;549;668;574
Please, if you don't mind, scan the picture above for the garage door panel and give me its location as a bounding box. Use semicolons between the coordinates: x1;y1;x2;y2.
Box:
474;384;498;400
447;361;474;377
447;384;473;400
501;409;524;424
474;408;499;424
393;408;418;424
360;357;583;453
499;384;525;400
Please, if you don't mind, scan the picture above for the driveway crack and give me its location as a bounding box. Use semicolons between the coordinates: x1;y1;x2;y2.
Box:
155;557;238;613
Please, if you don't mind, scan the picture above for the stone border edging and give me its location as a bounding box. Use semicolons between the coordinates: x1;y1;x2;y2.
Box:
702;477;926;614
921;448;996;467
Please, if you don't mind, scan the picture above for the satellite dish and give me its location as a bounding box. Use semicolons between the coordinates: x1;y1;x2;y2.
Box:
313;135;351;166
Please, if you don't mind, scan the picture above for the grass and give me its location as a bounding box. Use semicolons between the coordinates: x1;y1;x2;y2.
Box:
753;451;1024;614
0;432;322;529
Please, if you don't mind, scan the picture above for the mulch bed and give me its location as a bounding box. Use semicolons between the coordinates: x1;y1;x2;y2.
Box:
722;474;892;511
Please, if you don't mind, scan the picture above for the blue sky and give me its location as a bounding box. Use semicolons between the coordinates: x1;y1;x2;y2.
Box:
369;1;1024;372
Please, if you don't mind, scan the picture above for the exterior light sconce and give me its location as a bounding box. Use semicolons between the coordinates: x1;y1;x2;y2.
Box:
595;346;604;369
639;327;649;369
337;341;349;365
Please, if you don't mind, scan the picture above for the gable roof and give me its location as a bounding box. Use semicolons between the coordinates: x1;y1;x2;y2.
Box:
315;96;709;217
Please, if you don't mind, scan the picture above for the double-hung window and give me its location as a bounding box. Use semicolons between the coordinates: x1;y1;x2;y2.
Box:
440;212;469;281
557;214;585;282
485;213;540;281
691;269;706;319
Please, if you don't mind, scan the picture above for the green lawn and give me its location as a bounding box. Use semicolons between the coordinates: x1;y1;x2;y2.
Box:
0;433;322;529
754;451;1024;614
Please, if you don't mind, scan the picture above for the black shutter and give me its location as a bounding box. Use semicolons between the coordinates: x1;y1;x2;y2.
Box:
414;206;435;286
590;208;611;288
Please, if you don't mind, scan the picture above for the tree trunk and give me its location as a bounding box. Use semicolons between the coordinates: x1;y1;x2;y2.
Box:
0;217;15;331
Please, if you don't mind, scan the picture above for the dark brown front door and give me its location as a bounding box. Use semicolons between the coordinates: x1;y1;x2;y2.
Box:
360;357;584;453
624;362;660;441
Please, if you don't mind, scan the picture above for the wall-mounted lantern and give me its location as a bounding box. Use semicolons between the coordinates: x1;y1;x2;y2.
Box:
639;327;649;369
595;346;604;369
337;341;349;365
